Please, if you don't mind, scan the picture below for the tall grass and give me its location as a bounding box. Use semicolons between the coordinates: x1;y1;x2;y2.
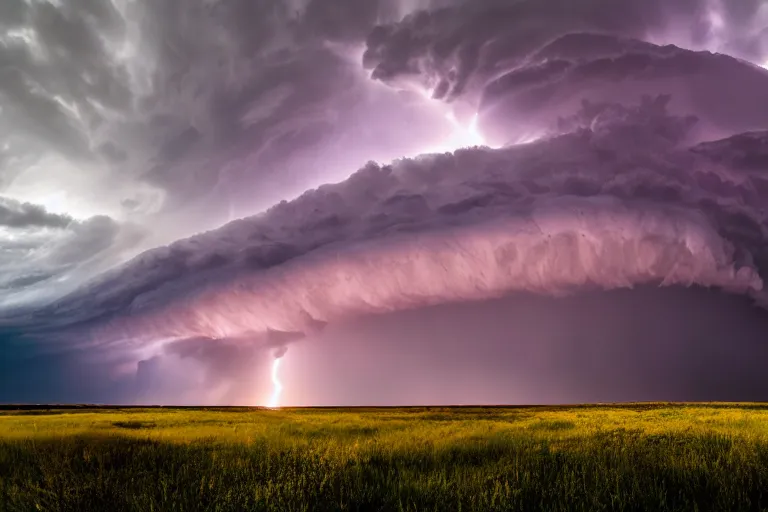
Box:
2;404;768;511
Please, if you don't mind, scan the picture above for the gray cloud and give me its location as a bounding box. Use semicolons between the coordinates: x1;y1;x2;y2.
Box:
0;0;463;269
0;0;450;307
363;0;767;100
0;212;144;311
0;196;73;229
0;0;128;160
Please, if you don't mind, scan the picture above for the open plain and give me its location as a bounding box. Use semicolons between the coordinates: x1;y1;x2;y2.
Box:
2;404;768;511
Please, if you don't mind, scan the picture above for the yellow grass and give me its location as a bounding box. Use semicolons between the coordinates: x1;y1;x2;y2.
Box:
2;403;768;511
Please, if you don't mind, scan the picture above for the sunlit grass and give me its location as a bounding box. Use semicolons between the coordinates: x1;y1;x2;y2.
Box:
2;404;768;510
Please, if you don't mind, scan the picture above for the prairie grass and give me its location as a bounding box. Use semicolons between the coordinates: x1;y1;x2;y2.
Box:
2;403;768;511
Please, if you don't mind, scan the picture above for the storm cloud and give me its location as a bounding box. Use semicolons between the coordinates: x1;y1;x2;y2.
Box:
1;0;768;405
0;197;73;229
0;0;454;309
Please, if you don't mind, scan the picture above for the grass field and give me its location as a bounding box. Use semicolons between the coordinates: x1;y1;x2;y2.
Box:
2;404;768;511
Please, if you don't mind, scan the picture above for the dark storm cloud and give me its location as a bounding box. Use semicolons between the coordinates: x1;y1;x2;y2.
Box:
0;197;73;229
2;0;764;300
2;0;768;405
0;317;138;404
363;0;767;101
11;0;760;232
477;35;768;146
366;24;768;146
111;0;439;200
2;0;764;198
24;95;766;358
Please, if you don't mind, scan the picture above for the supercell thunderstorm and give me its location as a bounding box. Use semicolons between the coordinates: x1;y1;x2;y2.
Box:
1;0;768;404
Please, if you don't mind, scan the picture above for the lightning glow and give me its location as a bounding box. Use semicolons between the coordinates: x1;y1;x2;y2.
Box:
410;111;490;155
435;112;487;151
267;357;283;408
408;87;492;155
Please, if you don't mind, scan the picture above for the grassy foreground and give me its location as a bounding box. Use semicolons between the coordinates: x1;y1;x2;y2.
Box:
2;404;768;511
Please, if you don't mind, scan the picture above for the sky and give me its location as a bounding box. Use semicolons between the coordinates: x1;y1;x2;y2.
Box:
1;0;768;406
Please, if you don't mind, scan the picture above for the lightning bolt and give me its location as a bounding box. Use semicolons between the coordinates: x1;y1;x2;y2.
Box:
267;357;283;408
